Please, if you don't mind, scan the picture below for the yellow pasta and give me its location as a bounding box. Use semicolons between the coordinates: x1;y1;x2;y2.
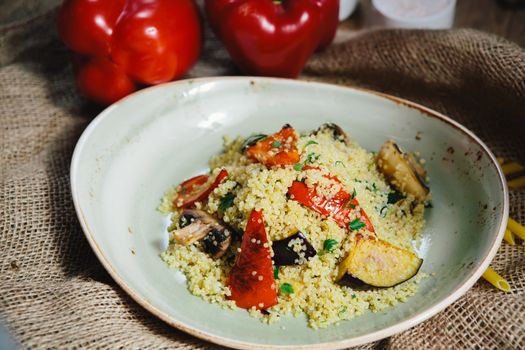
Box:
501;162;524;176
496;157;505;165
507;176;525;189
503;229;515;245
507;218;525;241
482;267;511;292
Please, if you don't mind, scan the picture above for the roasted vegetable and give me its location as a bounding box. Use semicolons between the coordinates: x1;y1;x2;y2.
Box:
245;125;300;167
171;209;232;258
173;169;228;208
313;123;349;144
336;235;422;288
287;168;374;232
228;209;278;310
376;141;429;202
272;231;317;266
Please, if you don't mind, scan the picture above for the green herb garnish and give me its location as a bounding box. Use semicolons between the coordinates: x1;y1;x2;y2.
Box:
425;201;433;208
351;294;357;299
218;193;235;212
280;283;294;295
271;141;282;148
323;239;338;253
305;152;320;164
240;134;267;151
274;266;279;280
387;191;405;204
346;202;356;209
335;160;345;167
379;205;388;217
305;140;318;147
348;218;366;231
366;183;378;192
293;163;304;171
350;188;357;200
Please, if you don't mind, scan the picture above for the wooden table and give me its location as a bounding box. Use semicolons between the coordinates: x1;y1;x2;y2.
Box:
340;0;525;47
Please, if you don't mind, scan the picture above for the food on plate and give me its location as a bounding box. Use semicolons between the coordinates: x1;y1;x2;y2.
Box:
160;123;429;328
204;0;339;78
57;0;201;104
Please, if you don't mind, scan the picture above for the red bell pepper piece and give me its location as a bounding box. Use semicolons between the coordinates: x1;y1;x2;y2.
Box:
57;0;201;105
228;209;278;310
204;0;339;78
245;126;300;167
287;169;375;233
174;169;229;209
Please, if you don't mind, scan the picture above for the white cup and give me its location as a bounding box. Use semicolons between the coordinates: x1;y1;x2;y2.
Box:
371;0;456;29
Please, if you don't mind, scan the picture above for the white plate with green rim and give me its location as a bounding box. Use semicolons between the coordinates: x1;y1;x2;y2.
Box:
70;77;508;349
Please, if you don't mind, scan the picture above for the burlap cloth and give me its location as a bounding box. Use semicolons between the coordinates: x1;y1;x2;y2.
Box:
1;6;524;349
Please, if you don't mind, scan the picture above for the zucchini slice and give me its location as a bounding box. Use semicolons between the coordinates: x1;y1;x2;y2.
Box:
336;236;422;288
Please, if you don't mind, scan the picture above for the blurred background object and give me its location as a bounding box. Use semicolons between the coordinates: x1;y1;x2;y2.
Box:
371;0;456;29
0;322;17;350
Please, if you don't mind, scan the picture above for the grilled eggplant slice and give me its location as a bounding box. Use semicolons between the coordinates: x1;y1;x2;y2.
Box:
313;123;349;144
336;235;422;288
272;232;317;266
377;140;429;202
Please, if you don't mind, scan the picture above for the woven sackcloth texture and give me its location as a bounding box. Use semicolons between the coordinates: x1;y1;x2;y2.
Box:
1;6;524;350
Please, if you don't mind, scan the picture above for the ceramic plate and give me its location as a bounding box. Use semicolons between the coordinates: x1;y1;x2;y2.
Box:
70;77;508;349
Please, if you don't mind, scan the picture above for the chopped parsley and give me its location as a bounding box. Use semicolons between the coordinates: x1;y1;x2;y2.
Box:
346;201;356;209
366;182;378;192
348;218;366;231
335;160;345;167
280;283;294;295
218;193;235;212
351;293;357;299
293;163;304;171
305;152;320;164
305;140;318;147
323;239;338;253
274;266;279;280
271;141;282;148
387;191;405;204
350;188;357;200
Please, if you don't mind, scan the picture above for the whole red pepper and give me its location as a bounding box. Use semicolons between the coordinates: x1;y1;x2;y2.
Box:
205;0;339;78
57;0;202;105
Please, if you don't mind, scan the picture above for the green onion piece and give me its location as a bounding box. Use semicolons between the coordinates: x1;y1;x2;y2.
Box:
274;266;279;280
271;141;282;148
323;239;338;253
280;283;294;295
293;163;304;171
305;140;318;147
218;193;235;212
348;218;366;231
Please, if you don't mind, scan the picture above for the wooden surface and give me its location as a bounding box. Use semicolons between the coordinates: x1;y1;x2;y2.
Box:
341;0;525;47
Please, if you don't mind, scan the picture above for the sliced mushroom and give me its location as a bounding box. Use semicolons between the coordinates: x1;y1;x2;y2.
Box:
376;140;429;202
171;209;232;258
313;123;349;144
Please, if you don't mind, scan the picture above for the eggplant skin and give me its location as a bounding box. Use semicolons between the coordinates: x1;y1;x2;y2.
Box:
272;232;317;266
336;236;422;288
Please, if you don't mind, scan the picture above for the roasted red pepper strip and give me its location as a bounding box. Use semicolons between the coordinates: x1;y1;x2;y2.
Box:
287;169;375;233
245;126;300;167
174;169;228;209
228;209;278;310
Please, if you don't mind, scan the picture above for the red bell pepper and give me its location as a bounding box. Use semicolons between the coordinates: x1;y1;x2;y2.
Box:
174;169;229;208
57;0;201;105
287;168;375;232
245;126;300;167
228;209;278;310
204;0;339;78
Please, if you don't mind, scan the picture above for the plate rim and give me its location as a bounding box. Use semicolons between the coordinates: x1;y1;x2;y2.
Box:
70;76;509;350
